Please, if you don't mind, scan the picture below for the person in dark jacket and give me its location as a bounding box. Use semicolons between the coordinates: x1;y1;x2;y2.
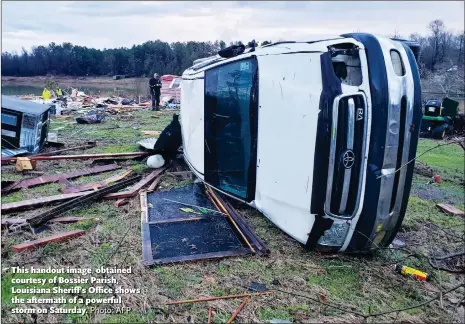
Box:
149;73;162;111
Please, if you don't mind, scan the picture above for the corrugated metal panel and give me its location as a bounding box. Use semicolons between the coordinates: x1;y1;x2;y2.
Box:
1;148;30;157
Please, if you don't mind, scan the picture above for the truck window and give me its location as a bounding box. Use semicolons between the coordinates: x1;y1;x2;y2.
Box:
204;57;258;200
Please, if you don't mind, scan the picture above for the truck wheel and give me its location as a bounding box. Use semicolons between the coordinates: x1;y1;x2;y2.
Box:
431;124;447;139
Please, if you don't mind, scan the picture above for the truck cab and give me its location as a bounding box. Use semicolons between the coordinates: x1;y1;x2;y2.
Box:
180;33;422;252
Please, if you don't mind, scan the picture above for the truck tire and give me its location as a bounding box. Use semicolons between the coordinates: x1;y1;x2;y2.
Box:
431;124;447;139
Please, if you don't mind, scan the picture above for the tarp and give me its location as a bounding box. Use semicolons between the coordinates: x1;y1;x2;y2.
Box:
160;74;182;103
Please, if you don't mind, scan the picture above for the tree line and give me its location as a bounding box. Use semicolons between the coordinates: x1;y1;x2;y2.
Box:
1;19;463;78
1;40;263;77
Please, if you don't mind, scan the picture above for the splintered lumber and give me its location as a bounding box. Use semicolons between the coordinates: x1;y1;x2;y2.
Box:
49;217;95;224
209;188;269;256
104;167;166;199
206;187;255;254
167;292;273;305
11;230;86;252
208;308;213;324
437;203;465;216
57;177;74;187
1;152;149;163
1;218;26;229
2;192;92;213
36;142;96;156
147;177;162;191
114;198;129;207
227;296;251;324
27;176;141;227
167;171;193;179
142;131;161;136
60;169;133;194
2;164;121;193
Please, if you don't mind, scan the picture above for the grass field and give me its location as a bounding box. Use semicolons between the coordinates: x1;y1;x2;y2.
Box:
1;108;464;323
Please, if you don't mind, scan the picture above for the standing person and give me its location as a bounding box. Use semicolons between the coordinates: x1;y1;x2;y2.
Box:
149;73;162;111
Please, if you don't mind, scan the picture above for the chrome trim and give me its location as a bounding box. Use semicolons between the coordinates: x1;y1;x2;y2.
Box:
324;93;369;220
368;38;416;244
339;98;355;213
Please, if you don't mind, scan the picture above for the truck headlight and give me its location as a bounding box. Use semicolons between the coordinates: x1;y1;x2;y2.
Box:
317;222;350;246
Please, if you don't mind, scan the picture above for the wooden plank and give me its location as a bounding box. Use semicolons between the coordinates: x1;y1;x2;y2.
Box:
60;181;106;194
206;187;255;254
57;177;74;187
140;191;153;266
207;188;269;256
2;164;121;193
147;177;162;192
167;171;193;179
437;203;465;216
222;199;269;255
1;218;26;229
227;296;250;324
60;169;133;194
27;176;141;227
104;167;166;199
1;152;149;163
2;192;92;213
114;198;129;207
11;230;86;252
36;142;96;156
142;131;161;136
150;248;251;266
49;217;95;224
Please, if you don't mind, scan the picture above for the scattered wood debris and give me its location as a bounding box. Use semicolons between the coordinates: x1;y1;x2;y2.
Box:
437;203;465;216
114;198;129;208
2;164;121;194
11;230;86;252
142;130;162;136
1;151;149;163
104;167;166;199
2;192;91;213
1;218;26;229
227;295;251;324
49;217;97;224
59;169;132;194
27;176;142;227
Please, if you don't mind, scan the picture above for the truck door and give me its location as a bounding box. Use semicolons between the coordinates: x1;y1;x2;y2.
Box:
204;57;258;201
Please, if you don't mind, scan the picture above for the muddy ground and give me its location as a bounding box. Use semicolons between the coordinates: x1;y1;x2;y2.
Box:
1;108;464;323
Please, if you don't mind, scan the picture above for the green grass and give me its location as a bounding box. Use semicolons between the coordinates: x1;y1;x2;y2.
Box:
152;267;186;298
258;307;292;322
100;310;159;323
416;138;464;183
403;196;464;231
307;264;360;300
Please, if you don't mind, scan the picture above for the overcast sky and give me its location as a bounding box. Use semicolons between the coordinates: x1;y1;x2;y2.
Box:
2;1;464;53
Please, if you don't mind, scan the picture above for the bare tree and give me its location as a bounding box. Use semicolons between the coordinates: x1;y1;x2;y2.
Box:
428;20;448;71
455;31;464;66
390;29;402;39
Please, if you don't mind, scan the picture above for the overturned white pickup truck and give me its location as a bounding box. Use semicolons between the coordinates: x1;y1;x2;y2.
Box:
180;33;422;252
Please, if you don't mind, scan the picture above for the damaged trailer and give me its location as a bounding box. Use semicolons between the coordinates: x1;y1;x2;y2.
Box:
1;95;52;155
180;33;423;252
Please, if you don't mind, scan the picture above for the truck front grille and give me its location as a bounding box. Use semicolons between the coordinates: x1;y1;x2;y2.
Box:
325;93;369;219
